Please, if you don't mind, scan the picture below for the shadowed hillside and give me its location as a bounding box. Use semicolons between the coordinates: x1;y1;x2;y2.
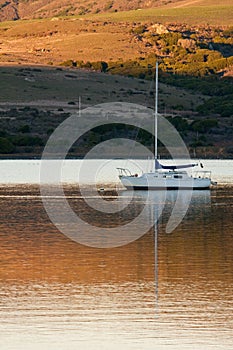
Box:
0;66;232;158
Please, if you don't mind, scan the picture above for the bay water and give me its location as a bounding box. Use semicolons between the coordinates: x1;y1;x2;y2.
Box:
0;159;232;349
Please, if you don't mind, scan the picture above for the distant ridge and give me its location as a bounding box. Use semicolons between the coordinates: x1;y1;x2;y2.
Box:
0;0;232;22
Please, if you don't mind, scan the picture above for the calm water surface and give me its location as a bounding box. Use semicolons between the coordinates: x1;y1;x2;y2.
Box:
0;185;232;349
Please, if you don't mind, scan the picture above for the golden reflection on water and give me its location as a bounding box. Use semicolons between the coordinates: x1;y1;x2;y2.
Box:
0;186;232;349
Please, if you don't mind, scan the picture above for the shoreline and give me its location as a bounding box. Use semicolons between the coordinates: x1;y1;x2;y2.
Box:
0;183;232;189
0;154;233;160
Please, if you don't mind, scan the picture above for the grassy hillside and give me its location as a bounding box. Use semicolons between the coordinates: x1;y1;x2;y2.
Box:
0;3;232;66
0;2;232;158
0;0;188;21
94;4;233;26
0;0;232;22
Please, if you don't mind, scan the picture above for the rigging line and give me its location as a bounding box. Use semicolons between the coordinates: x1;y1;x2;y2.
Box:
121;31;154;171
79;96;81;117
122;122;142;172
123;69;157;172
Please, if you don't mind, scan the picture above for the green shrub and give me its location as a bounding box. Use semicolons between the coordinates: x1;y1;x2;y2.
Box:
83;61;92;69
0;137;15;153
76;60;85;68
223;27;233;38
207;50;223;62
91;61;108;72
226;146;233;154
18;125;30;133
190;119;218;133
0;129;7;137
160;32;182;47
104;0;114;11
166;116;189;131
12;136;44;147
60;60;77;67
47;128;54;135
208;58;228;72
132;25;147;35
197;94;233;117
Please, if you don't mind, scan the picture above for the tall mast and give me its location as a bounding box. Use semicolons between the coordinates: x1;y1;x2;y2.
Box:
154;61;158;170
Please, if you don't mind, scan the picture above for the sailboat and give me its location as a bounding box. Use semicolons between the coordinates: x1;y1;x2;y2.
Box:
117;63;213;190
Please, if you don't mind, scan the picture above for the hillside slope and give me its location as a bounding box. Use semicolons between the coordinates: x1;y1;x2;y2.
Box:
0;66;232;159
0;0;232;21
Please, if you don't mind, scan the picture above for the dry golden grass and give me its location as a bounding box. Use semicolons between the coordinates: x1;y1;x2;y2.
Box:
1;1;232;67
0;18;145;65
172;0;233;7
94;4;233;26
0;0;186;21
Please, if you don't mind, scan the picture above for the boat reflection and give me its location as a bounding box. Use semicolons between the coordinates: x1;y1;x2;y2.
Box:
120;188;211;232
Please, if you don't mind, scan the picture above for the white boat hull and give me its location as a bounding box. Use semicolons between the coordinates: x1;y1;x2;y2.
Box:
120;171;211;190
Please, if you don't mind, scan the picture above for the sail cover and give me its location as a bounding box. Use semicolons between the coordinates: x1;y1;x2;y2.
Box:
155;159;198;170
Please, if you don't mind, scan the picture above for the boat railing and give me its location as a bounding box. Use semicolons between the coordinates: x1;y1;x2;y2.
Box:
193;170;211;179
116;167;137;177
